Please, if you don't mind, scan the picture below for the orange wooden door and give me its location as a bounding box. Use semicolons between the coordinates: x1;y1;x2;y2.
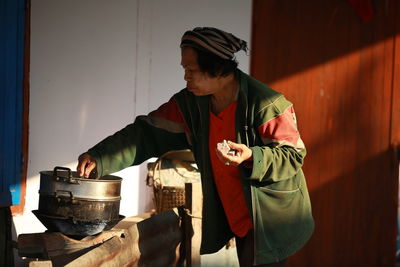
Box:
251;0;400;266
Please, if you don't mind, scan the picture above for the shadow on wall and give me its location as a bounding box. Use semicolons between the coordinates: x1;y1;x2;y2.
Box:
287;50;398;265
251;0;399;86
252;11;400;263
288;149;397;266
288;56;396;264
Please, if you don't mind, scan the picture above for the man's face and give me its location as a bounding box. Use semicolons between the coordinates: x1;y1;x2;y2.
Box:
180;47;222;96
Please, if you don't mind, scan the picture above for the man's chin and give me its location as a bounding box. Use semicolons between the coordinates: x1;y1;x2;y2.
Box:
191;91;204;96
187;87;207;96
187;87;198;94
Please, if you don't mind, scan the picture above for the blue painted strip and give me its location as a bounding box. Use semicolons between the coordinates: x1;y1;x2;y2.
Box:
0;0;26;206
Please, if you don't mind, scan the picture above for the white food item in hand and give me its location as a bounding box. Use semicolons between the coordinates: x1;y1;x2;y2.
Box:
217;140;236;156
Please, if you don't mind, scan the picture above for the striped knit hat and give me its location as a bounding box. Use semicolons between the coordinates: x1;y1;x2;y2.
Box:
180;27;248;60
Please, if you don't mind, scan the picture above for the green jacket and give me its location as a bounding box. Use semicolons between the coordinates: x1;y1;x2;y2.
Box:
87;70;314;264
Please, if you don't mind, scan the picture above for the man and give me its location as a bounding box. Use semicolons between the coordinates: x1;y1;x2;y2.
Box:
77;27;314;266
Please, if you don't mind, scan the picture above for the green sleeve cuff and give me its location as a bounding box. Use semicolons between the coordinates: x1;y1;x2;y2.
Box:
87;149;103;178
246;146;271;181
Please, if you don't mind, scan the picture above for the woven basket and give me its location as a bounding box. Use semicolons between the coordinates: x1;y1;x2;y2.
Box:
153;186;186;214
147;150;199;214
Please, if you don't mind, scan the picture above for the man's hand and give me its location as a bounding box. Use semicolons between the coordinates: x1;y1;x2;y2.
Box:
215;140;253;166
77;153;97;178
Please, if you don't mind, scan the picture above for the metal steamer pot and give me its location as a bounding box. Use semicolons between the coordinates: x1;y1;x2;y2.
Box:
34;166;124;236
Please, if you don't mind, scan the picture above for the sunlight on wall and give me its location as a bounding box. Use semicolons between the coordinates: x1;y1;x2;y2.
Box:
113;162;155;216
12;173;46;235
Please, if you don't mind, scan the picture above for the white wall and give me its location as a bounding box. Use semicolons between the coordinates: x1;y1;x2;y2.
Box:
142;0;252;112
13;0;141;238
13;0;251;265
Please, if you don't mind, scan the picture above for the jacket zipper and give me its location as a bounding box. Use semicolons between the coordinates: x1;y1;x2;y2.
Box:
241;87;258;266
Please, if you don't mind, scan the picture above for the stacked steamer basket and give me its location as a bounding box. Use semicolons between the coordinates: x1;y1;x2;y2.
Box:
33;167;124;237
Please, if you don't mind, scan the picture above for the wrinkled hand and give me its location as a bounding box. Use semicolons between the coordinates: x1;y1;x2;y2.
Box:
77;153;97;178
215;140;253;167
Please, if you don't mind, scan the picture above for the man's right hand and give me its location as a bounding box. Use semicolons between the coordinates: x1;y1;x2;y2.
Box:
77;153;97;178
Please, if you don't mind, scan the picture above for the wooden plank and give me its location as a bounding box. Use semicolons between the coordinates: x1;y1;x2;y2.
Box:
136;209;182;266
19;211;182;266
28;260;52;267
65;235;138;267
251;0;399;265
184;183;202;267
391;0;400;150
18;230;125;259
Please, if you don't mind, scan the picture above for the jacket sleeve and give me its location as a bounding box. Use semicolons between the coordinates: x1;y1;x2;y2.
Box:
87;96;190;177
246;96;306;182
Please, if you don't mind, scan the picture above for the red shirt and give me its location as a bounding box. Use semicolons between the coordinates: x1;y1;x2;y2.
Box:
208;101;253;237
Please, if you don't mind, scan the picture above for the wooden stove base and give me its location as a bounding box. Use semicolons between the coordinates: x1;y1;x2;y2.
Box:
17;211;182;266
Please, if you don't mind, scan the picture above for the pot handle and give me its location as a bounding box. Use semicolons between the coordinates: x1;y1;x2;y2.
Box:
53;166;72;178
55;190;74;199
53;166;80;184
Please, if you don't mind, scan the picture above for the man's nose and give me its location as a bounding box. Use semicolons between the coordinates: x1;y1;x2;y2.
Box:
184;71;191;82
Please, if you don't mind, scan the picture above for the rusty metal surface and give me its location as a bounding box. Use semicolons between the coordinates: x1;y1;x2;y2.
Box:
38;195;120;221
32;210;124;237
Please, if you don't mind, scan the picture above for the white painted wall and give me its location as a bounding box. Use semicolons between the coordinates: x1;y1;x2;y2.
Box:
142;0;252;112
13;0;251;265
